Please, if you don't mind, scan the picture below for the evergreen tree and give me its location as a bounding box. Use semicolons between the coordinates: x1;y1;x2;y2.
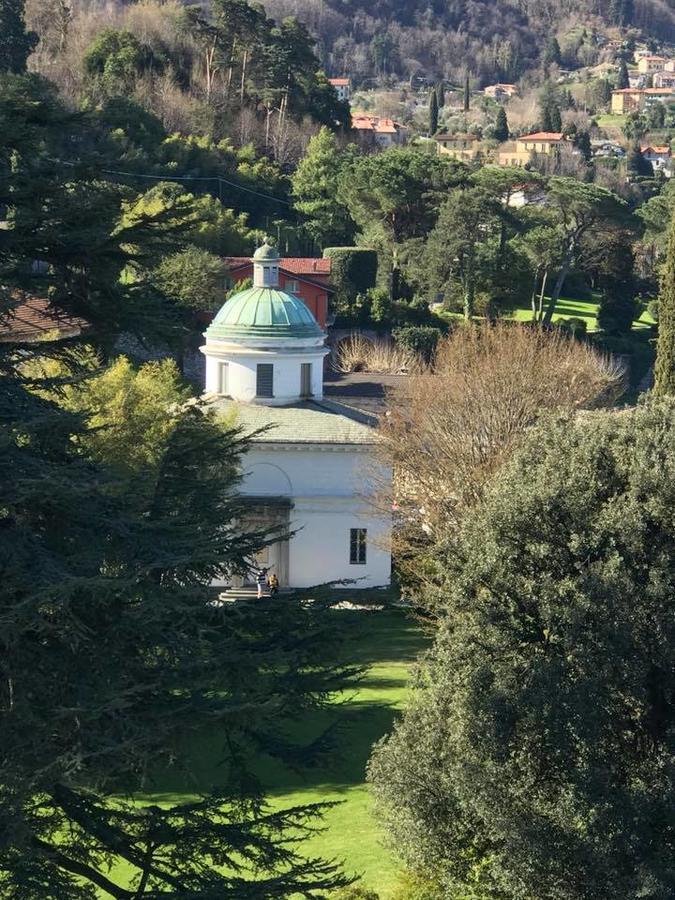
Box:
550;101;562;131
463;72;470;112
435;79;445;109
494;105;509;142
0;71;356;896
616;58;630;89
542;36;561;68
0;0;37;73
610;0;634;26
575;128;592;161
428;87;439;135
291;126;355;248
627;142;653;177
370;401;675;900
654;212;675;395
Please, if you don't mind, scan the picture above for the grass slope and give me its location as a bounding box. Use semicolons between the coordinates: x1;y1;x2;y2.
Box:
117;608;428;898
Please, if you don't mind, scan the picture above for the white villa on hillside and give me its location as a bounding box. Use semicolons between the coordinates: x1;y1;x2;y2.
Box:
201;242;392;590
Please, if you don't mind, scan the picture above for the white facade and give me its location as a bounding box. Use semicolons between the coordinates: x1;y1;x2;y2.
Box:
202;241;392;591
242;444;391;589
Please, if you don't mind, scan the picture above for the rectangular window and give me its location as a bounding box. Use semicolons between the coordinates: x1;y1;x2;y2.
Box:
300;362;312;398
219;362;229;395
285;279;299;293
349;528;367;565
256;363;274;398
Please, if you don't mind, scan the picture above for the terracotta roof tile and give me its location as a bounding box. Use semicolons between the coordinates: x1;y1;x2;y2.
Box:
519;131;564;141
224;257;331;276
0;294;87;342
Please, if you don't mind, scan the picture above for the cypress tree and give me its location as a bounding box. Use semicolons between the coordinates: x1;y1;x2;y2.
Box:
654;214;675;395
463;72;470;112
0;0;37;73
429;87;439;135
550;102;562;131
617;59;630;89
494;105;509;142
542;36;561;68
435;79;445;109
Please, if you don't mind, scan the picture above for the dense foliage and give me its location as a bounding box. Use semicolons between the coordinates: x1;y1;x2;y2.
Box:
370;400;675;899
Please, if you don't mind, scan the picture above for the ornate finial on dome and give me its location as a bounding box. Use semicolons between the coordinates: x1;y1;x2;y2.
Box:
252;238;280;286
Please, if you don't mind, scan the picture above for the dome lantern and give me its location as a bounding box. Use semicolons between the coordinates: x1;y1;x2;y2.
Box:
252;239;280;288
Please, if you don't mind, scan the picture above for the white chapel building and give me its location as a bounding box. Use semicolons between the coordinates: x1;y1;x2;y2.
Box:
201;241;391;590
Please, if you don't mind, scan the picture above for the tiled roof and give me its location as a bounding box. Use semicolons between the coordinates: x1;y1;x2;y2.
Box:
0;295;87;342
519;131;564;141
224;257;331;276
351;113;403;134
329;77;350;86
212;397;378;445
641;145;671;154
613;87;675;93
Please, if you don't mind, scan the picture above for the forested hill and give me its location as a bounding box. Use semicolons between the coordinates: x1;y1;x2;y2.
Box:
261;0;675;83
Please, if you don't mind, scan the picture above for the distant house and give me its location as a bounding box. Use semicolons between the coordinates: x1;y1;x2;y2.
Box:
637;55;667;75
664;60;675;73
640;144;672;172
654;72;675;88
328;77;351;103
351;113;407;147
434;133;493;162
634;48;652;62
498;132;566;167
223;256;333;329
611;87;675;114
0;294;87;343
484;83;517;100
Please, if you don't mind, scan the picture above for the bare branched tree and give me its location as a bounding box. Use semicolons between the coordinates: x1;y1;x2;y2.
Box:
376;323;623;608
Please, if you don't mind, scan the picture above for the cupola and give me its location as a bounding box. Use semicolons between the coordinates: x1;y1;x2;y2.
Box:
201;240;329;406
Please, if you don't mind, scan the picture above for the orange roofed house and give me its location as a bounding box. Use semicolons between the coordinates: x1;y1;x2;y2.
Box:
223;255;333;328
351;113;407;147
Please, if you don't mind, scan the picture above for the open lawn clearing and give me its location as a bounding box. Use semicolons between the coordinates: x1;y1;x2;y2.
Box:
109;607;429;898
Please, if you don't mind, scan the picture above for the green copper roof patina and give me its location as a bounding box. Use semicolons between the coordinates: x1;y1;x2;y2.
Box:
206;286;324;340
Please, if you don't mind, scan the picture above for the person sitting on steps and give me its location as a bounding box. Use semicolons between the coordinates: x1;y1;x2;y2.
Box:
267;572;279;597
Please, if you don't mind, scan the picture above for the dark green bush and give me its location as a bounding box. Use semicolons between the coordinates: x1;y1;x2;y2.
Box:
323;248;378;314
598;290;638;335
393;326;442;362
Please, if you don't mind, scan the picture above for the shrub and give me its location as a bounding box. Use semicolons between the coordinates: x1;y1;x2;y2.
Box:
323;248;378;314
556;316;587;337
598;290;638;334
333;335;421;374
393;326;442;363
330;886;380;900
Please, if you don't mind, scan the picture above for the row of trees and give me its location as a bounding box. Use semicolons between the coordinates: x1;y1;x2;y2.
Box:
291;129;636;327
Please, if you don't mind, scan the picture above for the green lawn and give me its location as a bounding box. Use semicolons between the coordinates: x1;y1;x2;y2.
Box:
113;608;428;898
509;294;602;329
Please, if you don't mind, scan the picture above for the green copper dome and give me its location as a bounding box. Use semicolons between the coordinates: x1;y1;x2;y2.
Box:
206;286;324;340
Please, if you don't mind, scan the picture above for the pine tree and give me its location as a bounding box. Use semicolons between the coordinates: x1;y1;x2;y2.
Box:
542;36;561;68
617;59;630;89
0;0;37;73
494;105;509;142
291;126;355;249
463;72;470;112
428;87;439;135
654;213;675;395
0;72;356;896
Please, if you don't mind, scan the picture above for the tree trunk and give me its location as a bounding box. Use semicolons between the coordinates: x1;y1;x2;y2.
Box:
542;241;575;325
537;269;549;323
240;47;248;106
463;247;475;320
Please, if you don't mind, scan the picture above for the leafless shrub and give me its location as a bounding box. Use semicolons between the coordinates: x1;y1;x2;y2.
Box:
375;323;623;602
333;334;422;375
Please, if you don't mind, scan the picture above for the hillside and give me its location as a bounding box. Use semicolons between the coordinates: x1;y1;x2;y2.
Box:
263;0;675;83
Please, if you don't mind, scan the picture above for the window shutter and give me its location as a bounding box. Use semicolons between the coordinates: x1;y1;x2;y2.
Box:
256;363;274;397
219;363;229;395
300;363;312;398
